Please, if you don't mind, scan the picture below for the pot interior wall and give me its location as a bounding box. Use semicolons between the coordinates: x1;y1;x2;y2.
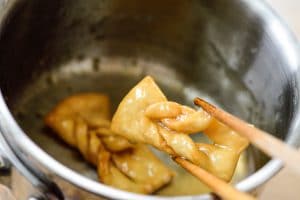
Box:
0;0;297;197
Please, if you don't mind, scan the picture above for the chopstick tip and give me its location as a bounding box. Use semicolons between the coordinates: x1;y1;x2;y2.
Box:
193;97;201;106
194;97;217;115
193;97;212;108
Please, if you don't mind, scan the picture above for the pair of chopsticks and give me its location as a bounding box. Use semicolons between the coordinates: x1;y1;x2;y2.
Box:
174;97;300;200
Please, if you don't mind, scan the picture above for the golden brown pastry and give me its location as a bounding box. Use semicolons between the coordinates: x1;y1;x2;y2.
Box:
111;76;249;181
45;93;173;194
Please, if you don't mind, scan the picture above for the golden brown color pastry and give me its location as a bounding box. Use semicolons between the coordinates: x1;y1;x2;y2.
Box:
111;76;249;181
45;93;173;194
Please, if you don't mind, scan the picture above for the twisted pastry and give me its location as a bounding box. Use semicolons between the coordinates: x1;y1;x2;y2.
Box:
111;76;249;181
45;93;173;194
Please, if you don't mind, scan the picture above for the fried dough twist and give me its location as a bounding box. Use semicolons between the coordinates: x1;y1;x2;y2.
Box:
111;76;249;181
45;93;173;194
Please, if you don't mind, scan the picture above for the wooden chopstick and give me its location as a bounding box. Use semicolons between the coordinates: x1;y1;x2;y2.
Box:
194;97;300;176
174;157;256;200
0;185;16;200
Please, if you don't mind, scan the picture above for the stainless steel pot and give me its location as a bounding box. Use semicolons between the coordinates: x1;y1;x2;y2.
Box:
0;0;300;199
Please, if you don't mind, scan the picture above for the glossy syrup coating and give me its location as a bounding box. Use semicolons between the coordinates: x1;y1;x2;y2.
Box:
112;76;249;181
45;93;173;194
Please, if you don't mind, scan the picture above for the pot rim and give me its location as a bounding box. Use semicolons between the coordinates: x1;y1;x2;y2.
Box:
0;0;300;199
